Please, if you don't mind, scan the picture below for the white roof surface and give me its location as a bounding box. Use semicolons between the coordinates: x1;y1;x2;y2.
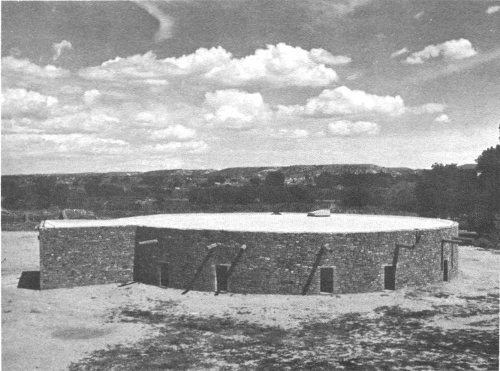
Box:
41;213;457;234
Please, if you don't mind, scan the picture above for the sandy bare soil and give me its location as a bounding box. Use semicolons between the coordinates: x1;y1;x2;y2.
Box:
2;231;498;370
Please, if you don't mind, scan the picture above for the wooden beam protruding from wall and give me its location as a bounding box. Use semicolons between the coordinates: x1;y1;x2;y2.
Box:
182;243;218;295
301;244;328;295
215;244;248;296
441;238;461;270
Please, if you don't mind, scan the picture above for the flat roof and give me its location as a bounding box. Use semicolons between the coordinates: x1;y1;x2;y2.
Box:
41;213;457;234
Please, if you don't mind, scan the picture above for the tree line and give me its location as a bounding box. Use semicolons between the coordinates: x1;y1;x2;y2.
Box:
2;145;498;233
415;145;499;232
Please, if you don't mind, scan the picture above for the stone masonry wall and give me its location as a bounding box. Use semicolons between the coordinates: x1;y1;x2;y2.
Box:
39;226;136;289
134;224;458;295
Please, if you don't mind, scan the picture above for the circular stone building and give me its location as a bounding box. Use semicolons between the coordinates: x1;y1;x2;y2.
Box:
38;213;459;294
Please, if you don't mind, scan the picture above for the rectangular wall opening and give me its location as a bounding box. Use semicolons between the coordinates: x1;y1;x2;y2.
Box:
215;264;229;292
158;263;169;287
443;260;449;282
319;267;334;293
384;265;396;290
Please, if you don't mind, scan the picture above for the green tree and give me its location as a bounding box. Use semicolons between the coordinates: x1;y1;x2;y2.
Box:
1;178;25;209
476;145;500;212
53;183;70;207
208;174;226;185
141;175;164;189
264;171;285;187
83;176;102;197
472;145;500;231
249;176;261;186
386;181;417;212
341;186;372;208
98;183;125;197
288;185;312;202
315;172;339;189
415;164;461;217
34;177;57;209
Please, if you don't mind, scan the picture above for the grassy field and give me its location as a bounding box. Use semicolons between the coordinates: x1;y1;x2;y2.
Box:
2;232;498;370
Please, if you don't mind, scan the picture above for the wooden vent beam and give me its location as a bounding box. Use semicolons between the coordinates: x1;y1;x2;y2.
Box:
138;239;158;245
392;229;423;274
441;238;461;270
301;245;327;295
215;244;248;296
182;243;218;295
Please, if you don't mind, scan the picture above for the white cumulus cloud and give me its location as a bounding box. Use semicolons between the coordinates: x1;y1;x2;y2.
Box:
43;111;121;134
310;48;351;65
390;47;409;59
405;38;477;64
280;86;406;117
205;43;339;87
486;5;500;14
2;56;70;79
292;129;310;138
52;40;72;61
144;140;208;154
408;103;446;114
1;88;58;118
271;129;310;139
150;125;196;141
79;43;341;88
203;89;271;130
434;114;451;123
43;134;128;154
83;89;102;105
328;120;380;136
3;133;130;156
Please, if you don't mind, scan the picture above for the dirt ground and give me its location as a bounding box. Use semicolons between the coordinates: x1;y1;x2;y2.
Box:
1;231;498;370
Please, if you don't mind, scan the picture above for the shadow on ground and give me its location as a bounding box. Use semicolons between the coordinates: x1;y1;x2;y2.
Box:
17;271;40;290
69;297;499;371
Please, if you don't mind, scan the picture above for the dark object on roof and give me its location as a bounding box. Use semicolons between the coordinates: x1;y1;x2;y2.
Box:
307;209;331;217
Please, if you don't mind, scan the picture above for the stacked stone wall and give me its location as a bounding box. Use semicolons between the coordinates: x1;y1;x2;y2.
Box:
39;226;136;289
134;225;458;295
39;223;458;292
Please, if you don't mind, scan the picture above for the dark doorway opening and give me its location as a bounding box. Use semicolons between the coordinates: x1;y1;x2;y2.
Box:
384;265;396;290
443;260;449;282
159;263;169;287
319;267;334;293
216;265;229;292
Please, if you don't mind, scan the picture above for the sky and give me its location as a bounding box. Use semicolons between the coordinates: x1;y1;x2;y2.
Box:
1;0;500;174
